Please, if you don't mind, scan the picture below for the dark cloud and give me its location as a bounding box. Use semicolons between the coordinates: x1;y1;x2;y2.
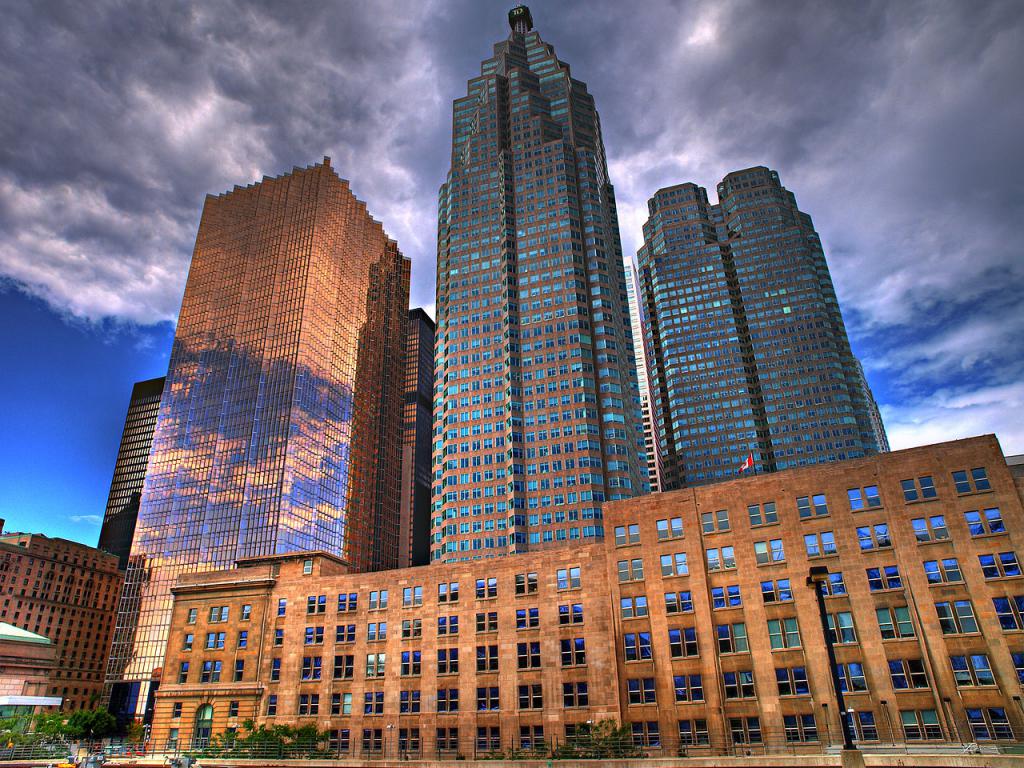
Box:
1;0;1021;450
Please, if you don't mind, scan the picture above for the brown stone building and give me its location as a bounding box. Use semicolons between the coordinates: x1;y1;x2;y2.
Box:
0;623;61;716
0;532;121;710
150;435;1024;755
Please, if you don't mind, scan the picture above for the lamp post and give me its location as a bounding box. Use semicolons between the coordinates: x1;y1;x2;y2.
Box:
807;565;856;752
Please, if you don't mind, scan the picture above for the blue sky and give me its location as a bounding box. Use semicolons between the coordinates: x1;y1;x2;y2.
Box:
1;0;1022;544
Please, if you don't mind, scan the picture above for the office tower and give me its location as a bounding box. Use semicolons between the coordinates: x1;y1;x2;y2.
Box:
626;262;663;492
98;376;165;569
637;167;885;489
399;308;436;568
0;532;122;711
855;358;890;452
431;6;646;561
106;159;410;722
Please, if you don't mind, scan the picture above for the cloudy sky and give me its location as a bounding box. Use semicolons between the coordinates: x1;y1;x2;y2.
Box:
1;0;1022;540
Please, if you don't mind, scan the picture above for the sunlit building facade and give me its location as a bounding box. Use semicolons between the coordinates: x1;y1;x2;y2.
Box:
637;168;885;490
98;376;165;570
106;158;410;722
431;6;647;562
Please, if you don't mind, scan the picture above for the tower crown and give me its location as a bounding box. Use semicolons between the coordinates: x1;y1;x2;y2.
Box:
508;5;533;34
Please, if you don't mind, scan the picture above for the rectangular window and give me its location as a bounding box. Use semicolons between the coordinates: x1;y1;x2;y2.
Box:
437;647;459;675
368;590;388;610
400;650;422;676
711;585;742;609
767;617;801;649
475;645;498;672
332;654;353;680
804;531;837;557
662;552;689;575
965;508;1005;536
797;494;828;518
306;594;326;614
517;606;541;627
336;624;355;643
437;688;459;713
776;666;810;696
437;615;459;636
783;714;818;742
664;591;694;613
626;677;657;705
475;686;500;711
362;691;384;715
729;717;762;744
966;707;1012;740
848;485;881;510
819;572;848;596
562;681;589;708
367;622;387;642
857;524;891;550
514;573;537;595
399;690;421;714
748;502;778;527
901;476;937;502
618;558;645;582
630;721;661;747
517;641;541;669
668;626;699;658
300;656;322;681
558;603;584;625
337;592;357;612
705;547;733;571
475;577;498;599
678;719;710;746
717;622;749;653
876;606;914;639
853;712;878;742
560;637;586;667
866;565;902;591
993;595;1024;631
953;467;991;494
438;581;459;602
761;579;793;603
673;674;704;702
723;671;755;699
365;653;385;678
436;727;459;750
266;695;277;716
656;517;684;540
557;566;581;590
623;632;652;661
620;595;649;618
979;551;1022;579
935;600;979;634
475;611;498;633
951;654;995;686
402;586;423;607
303;626;324;645
754;539;785;564
402;619;422;639
901;709;942;740
614;524;641;545
923;558;962;583
911;515;949;542
827;611;857;644
889;659;929;689
517;683;543;709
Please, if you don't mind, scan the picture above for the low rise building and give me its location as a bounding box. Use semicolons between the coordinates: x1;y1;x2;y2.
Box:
0;622;60;717
150;435;1024;755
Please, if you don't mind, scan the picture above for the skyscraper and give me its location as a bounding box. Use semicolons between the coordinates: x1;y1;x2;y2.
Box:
637;167;885;489
399;308;435;568
98;376;164;569
431;6;647;562
626;263;663;492
106;158;410;721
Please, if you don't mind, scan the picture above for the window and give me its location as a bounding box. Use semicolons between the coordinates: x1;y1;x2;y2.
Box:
912;515;949;542
514;573;537;595
398;726;421;752
623;632;652;661
209;605;229;623
754;538;785;564
273;628;284;646
266;695;277;716
200;660;222;683
717;622;749;653
951;654;995;686
661;552;690;575
476;645;498;672
673;674;704;702
438;581;459;602
618;559;644;581
560;637;586;667
363;691;384;715
748;502;778;527
476;725;501;751
306;594;326;614
965;508;1005;536
678;719;710;746
711;585;742;609
979;551;1022;579
186;608;197;624
656;517;684;540
337;592;357;612
476;686;500;711
362;728;383;752
627;677;656;705
819;572;848;596
784;714;818;742
901;476;937;502
400;690;421;714
848;485;881;510
723;671;755;699
517;683;543;710
183;633;193;651
614;524;640;545
400;650;422;676
852;712;878;742
270;658;280;681
365;653;385;678
630;722;660;747
333;655;353;680
402;586;423;607
237;631;248;649
889;659;928;689
476;577;498;599
827;612;857;643
934;601;978;634
701;509;730;532
867;565;902;591
437;689;459;713
668;627;699;658
664;591;694;613
302;558;313;575
558;603;584;625
993;595;1024;630
562;682;589;708
797;494;829;518
517;641;541;669
171;702;182;718
761;579;793;603
300;656;322;681
367;622;387;642
239;603;251;621
966;708;1012;740
901;709;941;740
402;619;422;639
368;590;388;610
475;611;498;633
729;717;762;744
177;662;189;683
776;666;810;696
953;467;991;494
876;606;914;639
436;727;459;750
923;558;962;583
557;566;581;590
517;606;541;628
767;617;801;649
304;626;324;645
336;624;355;643
705;547;734;571
437;647;459;675
437;615;459;636
857;524;891;550
620;595;648;618
804;531;837;557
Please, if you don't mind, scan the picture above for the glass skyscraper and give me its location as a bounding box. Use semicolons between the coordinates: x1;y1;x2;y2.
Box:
98;376;164;570
431;6;647;561
637;167;885;489
106;158;410;720
399;308;435;568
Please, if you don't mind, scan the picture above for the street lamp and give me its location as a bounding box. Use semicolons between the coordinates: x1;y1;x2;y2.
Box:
807;565;857;752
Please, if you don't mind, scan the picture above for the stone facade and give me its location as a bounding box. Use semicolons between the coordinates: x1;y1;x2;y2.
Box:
151;435;1024;755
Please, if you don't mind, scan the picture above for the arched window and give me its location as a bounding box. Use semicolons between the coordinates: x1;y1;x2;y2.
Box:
193;704;214;748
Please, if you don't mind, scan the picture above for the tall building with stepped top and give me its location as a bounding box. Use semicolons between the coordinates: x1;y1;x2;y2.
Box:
105;159;410;723
431;5;647;562
637;168;886;490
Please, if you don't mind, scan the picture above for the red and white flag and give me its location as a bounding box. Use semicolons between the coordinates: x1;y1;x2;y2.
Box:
739;452;754;474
